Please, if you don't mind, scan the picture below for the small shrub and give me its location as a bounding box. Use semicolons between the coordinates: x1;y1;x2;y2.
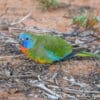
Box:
37;0;59;10
72;12;100;29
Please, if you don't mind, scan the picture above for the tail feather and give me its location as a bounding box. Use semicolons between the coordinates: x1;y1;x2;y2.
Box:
77;51;100;58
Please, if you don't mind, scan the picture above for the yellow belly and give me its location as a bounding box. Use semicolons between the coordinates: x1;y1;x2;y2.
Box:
34;58;50;64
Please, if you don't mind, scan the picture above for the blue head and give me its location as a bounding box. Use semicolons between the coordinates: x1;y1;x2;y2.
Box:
19;33;36;49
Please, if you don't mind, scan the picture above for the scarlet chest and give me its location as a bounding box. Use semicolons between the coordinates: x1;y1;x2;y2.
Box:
20;46;28;55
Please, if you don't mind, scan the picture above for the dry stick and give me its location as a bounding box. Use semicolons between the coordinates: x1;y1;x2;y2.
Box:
8;10;32;36
0;11;31;31
62;88;100;95
0;55;24;61
29;81;62;99
84;37;100;44
10;11;32;26
21;80;61;99
0;74;38;80
47;84;100;95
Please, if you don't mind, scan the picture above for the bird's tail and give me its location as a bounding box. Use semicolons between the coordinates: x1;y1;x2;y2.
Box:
76;51;100;58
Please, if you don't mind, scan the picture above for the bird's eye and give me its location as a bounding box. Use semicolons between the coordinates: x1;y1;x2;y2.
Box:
26;37;29;40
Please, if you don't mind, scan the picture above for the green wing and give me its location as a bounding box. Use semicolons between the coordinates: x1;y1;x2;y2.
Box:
36;35;73;58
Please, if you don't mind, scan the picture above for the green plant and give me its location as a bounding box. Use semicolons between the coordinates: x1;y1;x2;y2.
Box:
37;0;59;10
72;12;100;29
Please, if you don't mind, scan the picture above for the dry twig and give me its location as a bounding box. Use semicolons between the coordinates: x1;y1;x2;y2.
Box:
0;55;23;61
11;12;32;26
0;74;38;80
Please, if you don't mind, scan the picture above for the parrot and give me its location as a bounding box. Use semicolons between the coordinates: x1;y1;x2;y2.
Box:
19;32;100;64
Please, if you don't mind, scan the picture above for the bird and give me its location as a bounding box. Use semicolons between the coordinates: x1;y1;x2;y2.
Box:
19;32;100;64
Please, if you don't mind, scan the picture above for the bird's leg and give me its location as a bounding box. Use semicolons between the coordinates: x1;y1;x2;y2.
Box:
57;61;63;77
58;61;62;69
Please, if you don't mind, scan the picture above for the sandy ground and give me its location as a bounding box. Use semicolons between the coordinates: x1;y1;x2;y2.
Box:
0;0;100;100
0;0;100;31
